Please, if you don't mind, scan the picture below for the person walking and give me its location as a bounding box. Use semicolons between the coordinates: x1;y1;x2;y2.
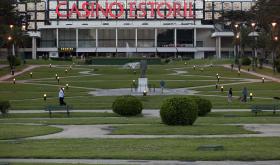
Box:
242;87;248;102
228;88;233;102
59;87;66;106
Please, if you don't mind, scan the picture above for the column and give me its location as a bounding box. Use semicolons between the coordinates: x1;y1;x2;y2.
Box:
216;37;221;59
96;29;98;47
76;29;79;48
32;37;37;59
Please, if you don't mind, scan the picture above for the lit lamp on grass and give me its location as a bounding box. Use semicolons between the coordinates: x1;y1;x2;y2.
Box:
55;74;58;79
143;90;147;96
217;76;220;82
66;84;69;89
250;93;253;101
193;65;196;70
221;86;224;92
57;77;60;84
49;64;52;68
184;62;187;65
44;94;47;101
30;72;33;78
13;78;16;84
215;83;218;89
262;77;265;83
216;73;219;78
65;69;68;74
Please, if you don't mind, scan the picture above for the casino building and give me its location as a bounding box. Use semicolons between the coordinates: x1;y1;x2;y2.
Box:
9;0;256;59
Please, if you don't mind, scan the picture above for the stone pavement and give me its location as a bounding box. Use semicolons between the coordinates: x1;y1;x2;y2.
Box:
8;109;251;118
0;65;43;81
1;158;280;165
223;64;280;83
28;124;280;139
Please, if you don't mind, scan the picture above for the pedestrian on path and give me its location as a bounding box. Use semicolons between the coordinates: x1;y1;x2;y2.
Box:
228;88;233;102
242;87;248;102
59;87;66;106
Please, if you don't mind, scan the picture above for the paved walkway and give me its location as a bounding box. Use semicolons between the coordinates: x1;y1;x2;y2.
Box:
0;65;43;81
0;65;8;69
28;124;280;139
223;65;280;83
1;159;280;165
8;109;251;118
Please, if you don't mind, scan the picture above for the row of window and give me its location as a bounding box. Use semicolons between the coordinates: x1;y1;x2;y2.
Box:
40;29;194;48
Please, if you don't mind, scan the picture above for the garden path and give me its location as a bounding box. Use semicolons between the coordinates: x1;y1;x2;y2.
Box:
28;124;280;139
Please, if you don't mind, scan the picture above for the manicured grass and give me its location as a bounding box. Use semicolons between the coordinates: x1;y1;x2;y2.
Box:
11;164;91;165
110;124;255;135
1;63;279;110
1;137;280;160
1;115;280;125
1;112;119;118
0;117;161;125
0;124;62;140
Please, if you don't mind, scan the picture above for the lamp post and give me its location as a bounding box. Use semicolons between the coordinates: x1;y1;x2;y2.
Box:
30;72;33;78
262;77;265;83
13;78;16;84
233;23;240;64
44;94;47;101
221;86;224;92
271;22;277;74
57;77;60;84
66;84;69;89
9;25;15;56
250;93;253;101
251;22;257;71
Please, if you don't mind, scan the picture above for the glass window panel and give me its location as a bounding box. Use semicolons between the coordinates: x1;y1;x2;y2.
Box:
137;29;155;47
58;29;76;48
98;29;116;47
78;29;96;48
118;29;135;47
157;29;174;47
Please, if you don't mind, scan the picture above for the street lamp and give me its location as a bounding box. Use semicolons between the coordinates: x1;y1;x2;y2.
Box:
9;25;14;29
272;22;277;28
251;22;257;71
44;94;47;101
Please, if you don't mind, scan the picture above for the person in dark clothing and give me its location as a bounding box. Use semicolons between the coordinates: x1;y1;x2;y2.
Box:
228;88;233;102
242;87;248;102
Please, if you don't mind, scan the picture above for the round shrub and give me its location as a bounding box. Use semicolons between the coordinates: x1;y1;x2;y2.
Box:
0;101;11;115
241;57;251;66
189;96;212;116
160;97;198;125
112;95;143;116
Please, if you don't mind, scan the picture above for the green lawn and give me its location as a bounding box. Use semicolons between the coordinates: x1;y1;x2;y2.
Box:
2;62;278;109
1;137;280;160
111;124;255;135
0;124;62;140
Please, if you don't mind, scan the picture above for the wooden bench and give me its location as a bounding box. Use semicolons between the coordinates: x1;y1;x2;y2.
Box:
45;105;73;118
251;104;280;115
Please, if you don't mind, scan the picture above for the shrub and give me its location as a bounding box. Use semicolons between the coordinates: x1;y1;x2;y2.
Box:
275;59;280;73
241;57;251;66
160;97;198;125
112;96;143;116
0;101;11;115
7;55;21;68
189;96;212;116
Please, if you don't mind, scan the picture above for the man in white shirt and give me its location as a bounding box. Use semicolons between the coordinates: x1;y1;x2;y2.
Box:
59;87;66;105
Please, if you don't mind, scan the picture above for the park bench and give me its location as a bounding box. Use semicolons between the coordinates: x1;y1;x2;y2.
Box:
45;105;73;118
251;104;280;116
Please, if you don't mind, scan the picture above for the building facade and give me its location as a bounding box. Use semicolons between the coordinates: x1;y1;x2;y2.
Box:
11;0;256;59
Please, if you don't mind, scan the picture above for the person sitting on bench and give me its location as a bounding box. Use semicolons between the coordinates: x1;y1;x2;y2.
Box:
59;87;66;106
